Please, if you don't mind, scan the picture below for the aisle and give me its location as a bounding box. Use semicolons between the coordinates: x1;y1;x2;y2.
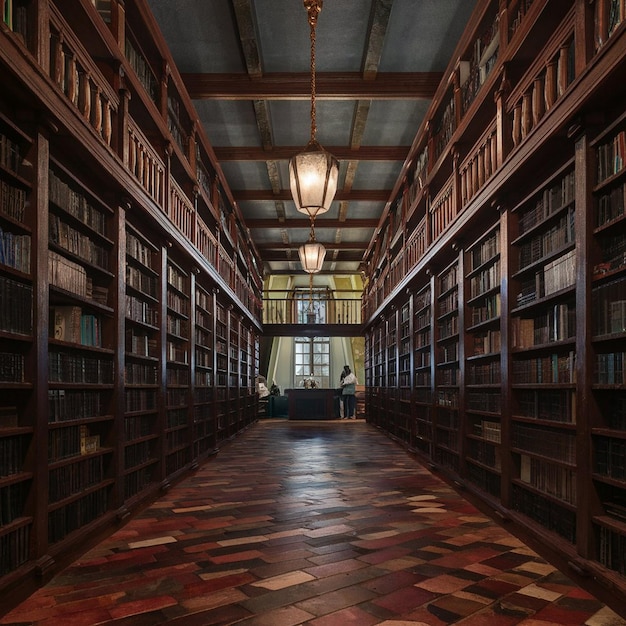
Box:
2;420;625;625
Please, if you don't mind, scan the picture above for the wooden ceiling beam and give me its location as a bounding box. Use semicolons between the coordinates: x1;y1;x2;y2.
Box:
233;189;390;202
257;242;369;251
213;145;408;161
182;72;442;100
245;218;378;229
262;250;365;261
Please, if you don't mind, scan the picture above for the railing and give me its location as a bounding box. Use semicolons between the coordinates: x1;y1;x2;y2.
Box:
262;291;362;326
49;7;118;147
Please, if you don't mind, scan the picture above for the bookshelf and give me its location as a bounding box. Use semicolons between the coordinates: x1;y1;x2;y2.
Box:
164;257;191;478
434;258;462;473
397;301;411;445
362;0;626;607
589;113;626;580
123;222;161;503
412;282;432;456
193;282;216;460
508;164;577;543
0;0;262;602
464;221;502;499
0;110;34;582
46;157;116;549
215;302;228;444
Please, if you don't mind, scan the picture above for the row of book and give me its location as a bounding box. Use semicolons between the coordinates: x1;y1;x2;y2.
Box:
518;171;575;236
595;182;625;227
126;294;158;326
470;293;501;326
166;341;188;364
544;249;576;296
469;261;500;298
124;414;154;440
518;210;575;269
49;250;87;297
595;352;626;385
512;302;575;348
472;418;501;442
0;432;27;477
48;390;106;422
49;455;105;503
126;264;158;298
595;232;626;276
0;179;27;222
167;263;187;294
0;276;32;335
438;315;458;340
0;351;24;382
516;389;575;423
49;170;107;236
0;524;30;576
467;438;501;470
468;360;501;384
0;131;21;174
471;329;501;356
166;367;189;386
50;305;102;347
0;225;30;273
167;290;188;316
126;231;155;269
48;424;100;462
48;487;109;544
124;440;154;469
124;362;158;385
512;423;576;464
512;352;575;384
519;454;577;505
49;214;109;270
467;391;501;414
126;330;158;358
595;436;626;479
597;129;626;183
123;466;153;500
125;37;158;103
166;314;188;338
593;277;626;335
598;526;626;577
48;350;114;384
124;388;157;413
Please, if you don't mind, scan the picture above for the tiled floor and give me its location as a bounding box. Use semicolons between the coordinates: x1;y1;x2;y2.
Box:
2;419;626;625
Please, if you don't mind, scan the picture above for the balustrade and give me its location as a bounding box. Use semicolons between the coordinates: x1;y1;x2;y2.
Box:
49;8;118;147
127;119;165;206
168;178;194;241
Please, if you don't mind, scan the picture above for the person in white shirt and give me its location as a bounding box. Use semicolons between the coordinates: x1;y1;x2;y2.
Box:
340;366;357;419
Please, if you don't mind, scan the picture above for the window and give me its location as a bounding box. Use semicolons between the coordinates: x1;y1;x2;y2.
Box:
294;336;330;388
294;288;327;323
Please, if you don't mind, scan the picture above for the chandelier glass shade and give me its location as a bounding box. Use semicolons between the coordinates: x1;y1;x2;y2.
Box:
289;141;339;218
298;221;326;273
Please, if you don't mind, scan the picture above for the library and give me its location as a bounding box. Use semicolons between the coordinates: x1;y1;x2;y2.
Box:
1;0;626;623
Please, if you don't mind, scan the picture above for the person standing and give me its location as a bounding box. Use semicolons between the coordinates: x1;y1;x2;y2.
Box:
340;366;358;419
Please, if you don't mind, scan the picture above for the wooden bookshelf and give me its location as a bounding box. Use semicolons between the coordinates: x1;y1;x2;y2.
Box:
363;0;626;606
0;0;262;601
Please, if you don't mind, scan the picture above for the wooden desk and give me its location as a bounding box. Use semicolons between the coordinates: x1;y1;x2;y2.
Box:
285;388;338;420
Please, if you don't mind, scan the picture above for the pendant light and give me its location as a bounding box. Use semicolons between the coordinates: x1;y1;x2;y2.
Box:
298;218;326;273
289;0;339;218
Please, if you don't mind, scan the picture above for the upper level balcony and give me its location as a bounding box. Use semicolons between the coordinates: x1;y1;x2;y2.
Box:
262;289;363;337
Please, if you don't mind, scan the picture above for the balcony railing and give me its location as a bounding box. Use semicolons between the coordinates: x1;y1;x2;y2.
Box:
262;290;362;326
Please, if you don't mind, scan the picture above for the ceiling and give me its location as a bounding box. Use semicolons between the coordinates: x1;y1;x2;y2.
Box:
146;0;477;277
